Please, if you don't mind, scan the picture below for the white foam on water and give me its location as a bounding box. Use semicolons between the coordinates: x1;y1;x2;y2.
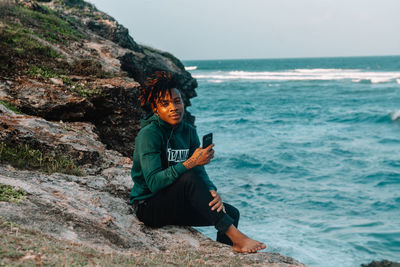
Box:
193;69;400;83
370;77;394;84
294;68;358;73
209;80;223;83
185;66;197;71
390;110;400;121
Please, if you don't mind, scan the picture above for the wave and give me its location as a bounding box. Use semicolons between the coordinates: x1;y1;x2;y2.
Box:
327;111;400;124
193;69;400;83
389;110;400;121
184;66;197;71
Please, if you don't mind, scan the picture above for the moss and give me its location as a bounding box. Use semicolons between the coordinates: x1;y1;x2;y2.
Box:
72;84;102;98
0;24;62;75
60;75;103;98
25;65;60;79
16;5;84;43
0;142;82;176
0;184;26;203
0;100;23;114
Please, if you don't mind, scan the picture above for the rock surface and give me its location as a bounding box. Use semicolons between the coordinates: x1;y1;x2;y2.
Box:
0;0;307;266
0;166;306;267
361;260;400;267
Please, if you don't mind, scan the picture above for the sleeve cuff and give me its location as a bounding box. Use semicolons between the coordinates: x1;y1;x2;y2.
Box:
209;185;217;191
174;162;187;177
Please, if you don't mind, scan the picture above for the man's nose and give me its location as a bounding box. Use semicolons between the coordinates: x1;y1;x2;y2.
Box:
169;102;178;110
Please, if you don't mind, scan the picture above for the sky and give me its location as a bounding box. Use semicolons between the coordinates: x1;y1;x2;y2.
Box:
87;0;400;60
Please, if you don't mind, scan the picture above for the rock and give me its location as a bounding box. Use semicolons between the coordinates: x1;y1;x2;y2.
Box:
0;167;307;266
49;77;63;86
87;19;143;53
4;78;94;121
362;260;400;267
0;103;129;174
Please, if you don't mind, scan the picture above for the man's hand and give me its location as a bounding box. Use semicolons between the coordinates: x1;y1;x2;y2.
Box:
183;144;214;170
209;190;225;213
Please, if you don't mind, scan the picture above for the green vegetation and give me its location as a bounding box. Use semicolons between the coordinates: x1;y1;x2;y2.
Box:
0;142;82;176
26;59;110;79
71;83;102;98
62;76;102;97
0;100;23;114
0;25;62;74
25;65;59;79
24;63;106;98
16;5;84;44
0;2;115;85
0;185;26;203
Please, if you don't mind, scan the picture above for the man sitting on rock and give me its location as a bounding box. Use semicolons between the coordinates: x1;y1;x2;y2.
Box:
130;71;266;253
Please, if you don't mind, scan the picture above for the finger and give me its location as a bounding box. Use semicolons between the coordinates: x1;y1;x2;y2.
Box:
206;144;215;151
223;206;226;213
214;200;223;210
212;202;222;211
209;198;218;207
217;203;224;212
209;190;216;197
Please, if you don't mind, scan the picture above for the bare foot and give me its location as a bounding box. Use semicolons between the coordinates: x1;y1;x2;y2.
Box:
225;225;266;253
233;237;266;253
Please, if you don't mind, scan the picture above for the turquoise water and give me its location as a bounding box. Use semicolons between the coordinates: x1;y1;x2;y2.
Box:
183;56;400;267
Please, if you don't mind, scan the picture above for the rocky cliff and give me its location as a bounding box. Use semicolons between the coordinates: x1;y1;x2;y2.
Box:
0;1;306;266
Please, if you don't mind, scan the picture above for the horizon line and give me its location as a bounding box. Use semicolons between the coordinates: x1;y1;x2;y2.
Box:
181;54;400;62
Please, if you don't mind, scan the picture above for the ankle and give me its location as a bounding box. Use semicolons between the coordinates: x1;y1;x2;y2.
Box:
225;225;247;243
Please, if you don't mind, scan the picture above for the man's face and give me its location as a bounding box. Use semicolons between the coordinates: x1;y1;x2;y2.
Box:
154;88;184;126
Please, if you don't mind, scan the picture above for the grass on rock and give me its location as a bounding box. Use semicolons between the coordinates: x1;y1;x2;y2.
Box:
0;184;26;203
0;100;23;114
0;142;82;176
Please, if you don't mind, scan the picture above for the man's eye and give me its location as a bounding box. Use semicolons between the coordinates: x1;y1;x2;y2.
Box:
175;99;181;104
161;102;169;107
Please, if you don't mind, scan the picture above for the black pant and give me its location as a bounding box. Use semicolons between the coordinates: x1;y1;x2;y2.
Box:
134;170;240;245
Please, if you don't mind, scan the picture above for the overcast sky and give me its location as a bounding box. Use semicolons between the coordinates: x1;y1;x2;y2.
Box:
87;0;400;60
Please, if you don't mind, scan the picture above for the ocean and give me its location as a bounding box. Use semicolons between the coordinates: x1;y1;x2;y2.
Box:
183;56;400;267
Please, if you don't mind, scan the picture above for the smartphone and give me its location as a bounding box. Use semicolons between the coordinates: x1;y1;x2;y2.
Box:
202;133;213;148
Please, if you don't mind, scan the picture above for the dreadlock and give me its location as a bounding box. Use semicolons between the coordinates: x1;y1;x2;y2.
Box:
139;71;178;113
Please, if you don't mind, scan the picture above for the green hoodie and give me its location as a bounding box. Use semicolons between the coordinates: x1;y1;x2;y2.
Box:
130;114;217;203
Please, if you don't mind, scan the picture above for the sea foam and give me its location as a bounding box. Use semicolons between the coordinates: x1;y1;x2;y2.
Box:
390;110;400;121
185;66;197;71
193;69;400;84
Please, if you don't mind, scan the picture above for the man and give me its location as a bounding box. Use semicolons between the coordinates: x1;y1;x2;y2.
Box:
130;71;266;253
